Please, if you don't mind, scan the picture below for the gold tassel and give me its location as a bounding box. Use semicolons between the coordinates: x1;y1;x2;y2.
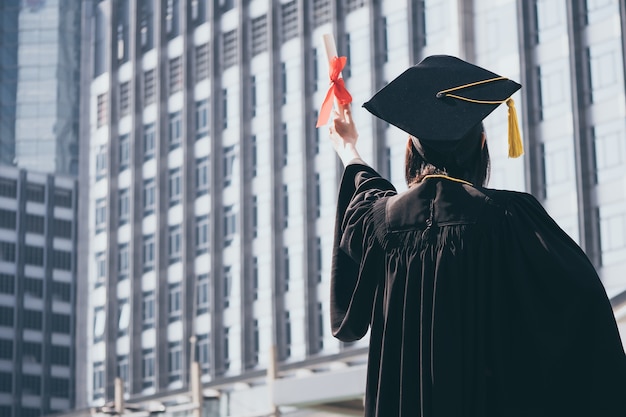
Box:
506;98;524;158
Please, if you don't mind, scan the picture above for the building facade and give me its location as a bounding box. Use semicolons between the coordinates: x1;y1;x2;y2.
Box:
0;1;82;417
0;165;78;417
79;0;626;416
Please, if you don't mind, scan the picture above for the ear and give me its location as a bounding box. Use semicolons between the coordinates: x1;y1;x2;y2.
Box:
480;132;487;149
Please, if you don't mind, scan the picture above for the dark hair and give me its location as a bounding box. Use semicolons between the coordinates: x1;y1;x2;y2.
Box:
404;123;490;187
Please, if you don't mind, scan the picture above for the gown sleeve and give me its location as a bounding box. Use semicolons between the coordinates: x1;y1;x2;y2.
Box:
330;161;396;342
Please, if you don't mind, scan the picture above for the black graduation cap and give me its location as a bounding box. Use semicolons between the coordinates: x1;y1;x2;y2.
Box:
363;55;523;158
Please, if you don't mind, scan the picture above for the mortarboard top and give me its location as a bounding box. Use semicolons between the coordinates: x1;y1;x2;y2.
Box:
362;55;523;158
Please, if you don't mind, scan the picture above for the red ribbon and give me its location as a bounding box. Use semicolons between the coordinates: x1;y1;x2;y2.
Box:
316;56;353;128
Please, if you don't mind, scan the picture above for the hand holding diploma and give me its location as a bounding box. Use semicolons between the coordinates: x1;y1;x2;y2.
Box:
316;34;353;128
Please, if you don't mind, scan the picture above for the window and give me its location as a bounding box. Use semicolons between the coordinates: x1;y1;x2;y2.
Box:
0;241;16;263
222;88;228;129
140;0;154;50
249;76;257;118
195;43;210;80
0;209;17;230
282;123;288;166
248;318;259;368
168;282;182;322
196;333;210;372
119;81;131;116
222;30;238;69
283;184;289;228
197;273;210;314
169;111;182;149
119;134;130;170
49;377;69;398
117;355;129;384
252;195;258;238
50;345;70;365
143;178;155;215
251;15;267;56
169;167;182;206
142;290;155;329
316;237;323;283
22;374;41;396
0;274;14;294
0;306;13;327
196;215;209;254
190;0;206;24
93;361;105;398
165;0;179;36
24;277;43;298
252;257;259;300
0;372;12;393
118;299;130;336
223;326;230;370
223;145;236;187
168;341;182;382
97;93;107;128
26;183;45;202
53;218;72;239
281;1;298;42
224;205;237;246
23;342;42;363
317;302;324;349
142;349;155;388
24;245;44;266
280;62;287;105
0;178;17;198
23;309;43;330
54;189;73;208
315;173;321;217
144;69;156;104
283;247;290;292
95;251;106;287
118;243;129;280
196;99;209;139
343;33;352;78
196;156;210;196
25;213;44;234
313;0;331;27
143;234;155;272
284;311;292;358
251;134;257;177
95;144;107;180
52;313;70;334
93;307;106;343
345;0;365;12
0;339;13;360
223;266;232;308
95;197;107;233
169;225;182;263
53;250;72;271
169;56;183;93
119;188;130;225
52;281;71;302
144;122;156;159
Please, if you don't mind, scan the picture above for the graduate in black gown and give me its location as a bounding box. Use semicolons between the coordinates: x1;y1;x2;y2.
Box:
328;55;626;417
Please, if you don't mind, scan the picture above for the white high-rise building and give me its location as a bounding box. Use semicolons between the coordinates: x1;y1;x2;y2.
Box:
77;1;626;416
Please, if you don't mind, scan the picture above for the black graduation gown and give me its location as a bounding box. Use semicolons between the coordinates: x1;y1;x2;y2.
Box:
331;161;626;417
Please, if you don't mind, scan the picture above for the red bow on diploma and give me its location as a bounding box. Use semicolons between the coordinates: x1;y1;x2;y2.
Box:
316;56;353;128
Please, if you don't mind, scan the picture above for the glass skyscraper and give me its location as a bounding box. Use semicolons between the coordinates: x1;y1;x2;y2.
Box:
77;1;626;416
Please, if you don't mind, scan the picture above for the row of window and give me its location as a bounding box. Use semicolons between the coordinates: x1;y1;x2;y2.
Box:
0;210;72;237
0;178;73;207
0;274;71;301
0;306;70;333
0;372;70;397
0;242;72;270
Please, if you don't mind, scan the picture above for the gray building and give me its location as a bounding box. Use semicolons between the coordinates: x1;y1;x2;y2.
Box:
0;1;82;417
78;0;626;416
